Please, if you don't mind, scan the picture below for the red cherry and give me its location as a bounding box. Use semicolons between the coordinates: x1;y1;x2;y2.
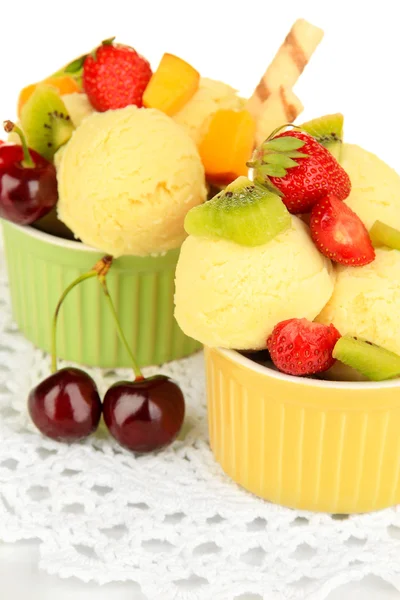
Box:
103;375;185;453
0;123;58;225
28;367;102;442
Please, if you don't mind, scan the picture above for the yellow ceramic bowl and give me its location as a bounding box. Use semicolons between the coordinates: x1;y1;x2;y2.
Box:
205;347;400;514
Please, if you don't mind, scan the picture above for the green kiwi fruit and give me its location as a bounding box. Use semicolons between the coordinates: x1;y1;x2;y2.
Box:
300;113;344;161
20;84;74;161
333;336;400;381
369;220;400;251
207;181;226;201
184;176;291;246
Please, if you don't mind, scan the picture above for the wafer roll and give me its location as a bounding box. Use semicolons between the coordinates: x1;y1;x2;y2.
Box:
255;87;304;145
246;19;323;120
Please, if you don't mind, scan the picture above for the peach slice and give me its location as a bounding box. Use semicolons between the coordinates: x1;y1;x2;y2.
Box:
199;109;256;184
143;53;200;116
18;76;81;116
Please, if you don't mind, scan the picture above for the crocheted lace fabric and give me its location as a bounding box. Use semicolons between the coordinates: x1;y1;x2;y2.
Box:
1;232;400;600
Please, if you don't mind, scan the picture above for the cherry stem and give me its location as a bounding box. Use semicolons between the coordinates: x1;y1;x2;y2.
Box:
49;255;144;380
3;121;34;168
98;276;144;381
50;256;114;374
51;271;98;373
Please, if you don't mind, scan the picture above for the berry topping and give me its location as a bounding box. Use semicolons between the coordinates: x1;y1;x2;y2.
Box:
267;318;341;376
310;194;375;266
83;38;152;111
249;129;351;214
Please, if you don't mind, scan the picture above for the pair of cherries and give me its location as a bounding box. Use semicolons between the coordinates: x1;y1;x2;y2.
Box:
28;256;185;453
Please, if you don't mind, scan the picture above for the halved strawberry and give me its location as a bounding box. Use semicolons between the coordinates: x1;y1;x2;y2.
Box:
267;318;341;376
310;195;375;266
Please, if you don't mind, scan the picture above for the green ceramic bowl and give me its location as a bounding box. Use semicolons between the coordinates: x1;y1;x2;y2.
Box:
1;220;201;368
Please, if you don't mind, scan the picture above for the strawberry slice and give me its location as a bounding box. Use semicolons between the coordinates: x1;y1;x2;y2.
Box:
267;318;341;376
310;195;375;266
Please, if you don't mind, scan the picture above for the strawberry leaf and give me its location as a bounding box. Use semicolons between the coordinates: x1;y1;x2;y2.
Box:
264;137;306;152
64;55;87;74
263;154;298;168
102;37;116;46
260;165;288;178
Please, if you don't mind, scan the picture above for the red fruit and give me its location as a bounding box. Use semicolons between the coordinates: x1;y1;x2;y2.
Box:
28;368;102;442
310;195;375;266
0;141;58;225
83;39;152;111
267;318;341;376
251;130;351;214
103;375;185;453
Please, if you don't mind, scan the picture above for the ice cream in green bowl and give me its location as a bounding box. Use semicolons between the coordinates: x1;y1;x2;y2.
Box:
2;220;202;368
0;43;223;367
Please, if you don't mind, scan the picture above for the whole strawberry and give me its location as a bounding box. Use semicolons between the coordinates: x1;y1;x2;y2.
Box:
83;38;152;112
249;129;351;214
267;318;341;376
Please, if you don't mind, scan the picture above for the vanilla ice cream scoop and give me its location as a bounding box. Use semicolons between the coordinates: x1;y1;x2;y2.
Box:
174;217;335;349
317;248;400;355
173;78;244;145
57;106;207;257
342;143;400;230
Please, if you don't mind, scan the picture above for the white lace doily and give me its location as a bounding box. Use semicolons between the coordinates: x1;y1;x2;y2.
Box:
2;232;400;600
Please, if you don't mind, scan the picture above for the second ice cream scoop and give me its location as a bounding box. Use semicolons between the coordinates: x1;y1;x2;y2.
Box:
174;217;335;350
57;106;207;257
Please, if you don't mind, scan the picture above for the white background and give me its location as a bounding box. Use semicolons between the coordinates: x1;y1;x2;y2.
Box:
1;0;400;597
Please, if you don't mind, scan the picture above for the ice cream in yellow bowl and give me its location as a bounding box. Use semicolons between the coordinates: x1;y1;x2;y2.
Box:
174;109;400;512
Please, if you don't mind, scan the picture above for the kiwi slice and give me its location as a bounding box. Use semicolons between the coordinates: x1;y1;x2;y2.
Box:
369;220;400;251
20;84;74;161
206;180;226;201
300;113;344;161
184;176;291;246
333;336;400;381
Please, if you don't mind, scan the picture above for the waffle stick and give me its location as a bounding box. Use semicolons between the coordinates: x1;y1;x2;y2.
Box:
255;87;304;145
246;19;324;124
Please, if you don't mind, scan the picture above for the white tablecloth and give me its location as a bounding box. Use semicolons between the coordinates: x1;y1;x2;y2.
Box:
1;541;399;599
